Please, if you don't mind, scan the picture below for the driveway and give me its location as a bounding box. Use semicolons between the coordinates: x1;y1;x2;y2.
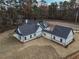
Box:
47;20;79;31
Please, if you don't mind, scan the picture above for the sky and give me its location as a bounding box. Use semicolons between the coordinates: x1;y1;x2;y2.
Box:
37;0;70;5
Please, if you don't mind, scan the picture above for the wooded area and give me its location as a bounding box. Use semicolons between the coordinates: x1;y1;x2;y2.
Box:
0;0;79;32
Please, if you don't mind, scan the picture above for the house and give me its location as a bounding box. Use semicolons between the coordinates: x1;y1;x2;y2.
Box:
13;20;48;43
13;20;74;47
42;25;74;47
13;20;43;43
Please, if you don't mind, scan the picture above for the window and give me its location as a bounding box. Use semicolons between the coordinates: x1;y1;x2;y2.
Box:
43;33;46;36
25;37;27;40
53;36;55;39
30;35;32;38
34;33;36;36
60;39;62;42
19;36;21;39
72;31;74;34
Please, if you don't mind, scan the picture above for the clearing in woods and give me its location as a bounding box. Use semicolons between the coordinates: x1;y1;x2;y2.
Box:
0;21;79;59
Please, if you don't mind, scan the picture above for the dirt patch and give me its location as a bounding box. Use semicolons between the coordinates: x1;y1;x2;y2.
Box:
0;29;79;59
47;20;79;31
67;52;79;59
5;46;62;59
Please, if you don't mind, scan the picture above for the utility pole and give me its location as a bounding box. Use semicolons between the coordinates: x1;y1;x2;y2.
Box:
74;0;79;32
75;0;79;24
75;8;78;23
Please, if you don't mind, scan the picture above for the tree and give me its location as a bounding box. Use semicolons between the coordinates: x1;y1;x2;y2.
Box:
63;1;69;9
32;0;38;3
40;0;47;6
62;1;70;20
70;0;79;23
28;0;32;19
75;7;79;23
0;0;3;10
70;0;76;9
60;1;63;8
51;2;58;18
41;0;46;3
48;5;53;18
59;1;63;18
32;6;42;19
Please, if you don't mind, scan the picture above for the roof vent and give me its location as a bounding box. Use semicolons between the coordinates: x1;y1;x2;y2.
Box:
25;19;28;24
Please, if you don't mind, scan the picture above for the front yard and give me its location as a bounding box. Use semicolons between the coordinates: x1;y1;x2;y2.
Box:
0;20;79;59
0;29;79;59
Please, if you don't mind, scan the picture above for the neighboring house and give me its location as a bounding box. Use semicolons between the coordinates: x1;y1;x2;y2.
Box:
42;25;74;47
14;20;74;47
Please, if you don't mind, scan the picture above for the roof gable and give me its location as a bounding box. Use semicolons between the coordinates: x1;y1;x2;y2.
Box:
43;25;73;39
52;25;73;39
16;20;39;36
38;21;48;29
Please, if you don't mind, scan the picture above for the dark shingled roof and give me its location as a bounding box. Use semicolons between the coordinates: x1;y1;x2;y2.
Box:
16;20;39;36
38;21;48;29
43;25;73;39
39;22;46;28
27;20;37;24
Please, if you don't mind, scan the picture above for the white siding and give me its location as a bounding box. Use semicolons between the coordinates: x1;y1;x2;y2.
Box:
45;27;50;30
20;36;25;42
54;36;61;42
36;27;42;32
14;26;74;46
42;32;52;40
66;30;74;45
42;32;66;46
51;35;66;45
13;31;42;42
36;26;42;37
13;34;21;40
36;31;42;37
13;26;42;42
21;31;42;42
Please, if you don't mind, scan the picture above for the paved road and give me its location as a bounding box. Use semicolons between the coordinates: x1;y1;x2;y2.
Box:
47;20;79;31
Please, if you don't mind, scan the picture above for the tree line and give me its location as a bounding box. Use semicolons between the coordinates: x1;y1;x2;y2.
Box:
0;0;78;32
48;0;79;23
